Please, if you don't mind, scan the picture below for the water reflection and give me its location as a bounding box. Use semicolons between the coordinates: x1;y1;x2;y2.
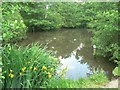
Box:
19;29;116;80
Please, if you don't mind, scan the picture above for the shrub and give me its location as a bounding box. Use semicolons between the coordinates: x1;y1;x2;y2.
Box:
89;3;120;61
2;43;60;88
2;2;27;43
20;2;63;31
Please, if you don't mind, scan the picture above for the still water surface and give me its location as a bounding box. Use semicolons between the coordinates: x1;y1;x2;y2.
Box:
19;29;116;80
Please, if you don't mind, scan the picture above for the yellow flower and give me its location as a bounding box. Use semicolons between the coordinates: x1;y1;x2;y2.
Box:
47;72;51;75
42;66;47;70
33;67;37;71
30;66;32;70
10;74;14;78
22;67;26;72
10;69;13;73
19;72;22;75
8;73;14;78
47;72;51;78
48;74;51;78
50;68;54;72
53;58;58;60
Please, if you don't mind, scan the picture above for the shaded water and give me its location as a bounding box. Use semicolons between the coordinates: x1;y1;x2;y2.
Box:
19;29;116;80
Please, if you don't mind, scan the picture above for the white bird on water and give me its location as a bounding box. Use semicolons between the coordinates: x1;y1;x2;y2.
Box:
74;39;76;41
52;47;54;49
93;45;96;49
53;37;56;40
92;44;96;55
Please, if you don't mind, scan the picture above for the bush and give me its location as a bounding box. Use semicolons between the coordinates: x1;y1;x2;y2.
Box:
2;43;60;88
89;3;120;61
20;2;63;31
2;2;27;43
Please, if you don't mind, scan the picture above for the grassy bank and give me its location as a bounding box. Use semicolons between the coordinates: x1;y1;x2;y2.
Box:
44;70;109;88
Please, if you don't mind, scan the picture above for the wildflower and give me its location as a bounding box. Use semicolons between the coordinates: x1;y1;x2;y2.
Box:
47;72;51;78
50;68;54;72
47;72;51;75
42;66;47;70
30;66;32;70
48;74;51;78
33;67;37;71
8;73;14;78
22;67;26;72
53;58;58;60
19;72;22;75
10;69;13;73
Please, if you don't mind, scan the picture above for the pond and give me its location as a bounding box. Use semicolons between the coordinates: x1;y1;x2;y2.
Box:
19;29;116;80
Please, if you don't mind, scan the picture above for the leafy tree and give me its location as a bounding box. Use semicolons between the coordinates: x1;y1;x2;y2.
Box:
2;2;26;43
20;2;63;31
89;2;120;61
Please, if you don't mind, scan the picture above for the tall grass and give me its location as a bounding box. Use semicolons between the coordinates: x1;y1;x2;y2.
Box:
2;43;60;88
45;70;108;88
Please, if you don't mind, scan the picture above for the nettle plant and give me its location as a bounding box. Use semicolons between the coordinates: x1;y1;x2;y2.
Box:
2;43;60;88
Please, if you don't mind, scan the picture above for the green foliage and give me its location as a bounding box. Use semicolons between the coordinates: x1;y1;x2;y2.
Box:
55;3;92;28
112;67;119;76
89;2;120;61
44;70;108;88
2;43;60;88
20;2;63;31
2;2;27;43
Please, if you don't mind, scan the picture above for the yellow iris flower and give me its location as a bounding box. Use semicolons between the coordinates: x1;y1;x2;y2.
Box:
10;69;13;73
8;73;14;78
20;72;22;75
30;66;32;70
22;67;26;72
42;66;47;70
48;74;51;78
33;67;37;71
